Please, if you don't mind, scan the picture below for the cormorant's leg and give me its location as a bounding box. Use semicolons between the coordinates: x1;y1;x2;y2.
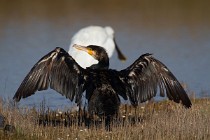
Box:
78;103;83;126
105;116;112;131
125;104;127;115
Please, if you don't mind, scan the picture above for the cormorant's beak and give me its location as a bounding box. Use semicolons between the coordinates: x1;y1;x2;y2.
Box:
73;44;95;56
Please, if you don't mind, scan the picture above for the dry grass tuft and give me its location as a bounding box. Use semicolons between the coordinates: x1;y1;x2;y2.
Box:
0;97;210;140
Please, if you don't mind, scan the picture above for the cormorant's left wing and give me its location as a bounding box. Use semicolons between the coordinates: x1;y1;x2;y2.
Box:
118;53;192;108
13;47;86;104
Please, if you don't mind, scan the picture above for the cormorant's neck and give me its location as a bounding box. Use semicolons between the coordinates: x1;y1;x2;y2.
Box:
90;54;109;70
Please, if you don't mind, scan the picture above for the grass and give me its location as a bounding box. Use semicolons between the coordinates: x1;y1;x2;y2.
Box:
0;96;210;140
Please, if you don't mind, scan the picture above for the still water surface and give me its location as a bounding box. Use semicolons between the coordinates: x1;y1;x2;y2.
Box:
0;1;209;109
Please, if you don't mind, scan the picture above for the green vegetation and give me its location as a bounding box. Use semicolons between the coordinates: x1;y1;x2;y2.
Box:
0;97;210;140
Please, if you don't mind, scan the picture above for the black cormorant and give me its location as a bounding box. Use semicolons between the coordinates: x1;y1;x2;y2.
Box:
13;44;192;128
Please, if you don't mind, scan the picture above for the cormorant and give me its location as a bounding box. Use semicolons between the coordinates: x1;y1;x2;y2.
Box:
13;44;192;129
68;26;126;68
68;26;126;118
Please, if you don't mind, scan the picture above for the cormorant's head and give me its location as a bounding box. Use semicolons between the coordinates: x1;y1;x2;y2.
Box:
73;44;109;69
73;44;108;61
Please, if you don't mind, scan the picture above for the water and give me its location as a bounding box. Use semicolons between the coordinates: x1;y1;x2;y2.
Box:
0;0;210;109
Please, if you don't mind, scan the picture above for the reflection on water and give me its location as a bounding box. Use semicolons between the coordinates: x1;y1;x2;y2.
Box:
0;0;210;109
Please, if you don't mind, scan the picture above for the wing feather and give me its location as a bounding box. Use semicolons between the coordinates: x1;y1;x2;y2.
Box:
119;53;192;108
13;47;86;104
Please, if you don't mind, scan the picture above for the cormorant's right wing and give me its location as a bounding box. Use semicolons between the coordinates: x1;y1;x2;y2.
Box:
13;47;86;104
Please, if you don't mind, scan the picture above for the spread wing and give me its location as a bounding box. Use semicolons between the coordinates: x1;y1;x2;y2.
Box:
13;47;86;104
118;53;192;108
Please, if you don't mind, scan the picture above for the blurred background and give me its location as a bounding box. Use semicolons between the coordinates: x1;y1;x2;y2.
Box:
0;0;209;109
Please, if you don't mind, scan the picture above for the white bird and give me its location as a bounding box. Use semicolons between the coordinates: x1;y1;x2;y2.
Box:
68;26;126;68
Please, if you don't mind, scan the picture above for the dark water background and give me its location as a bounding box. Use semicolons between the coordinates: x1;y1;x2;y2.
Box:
0;0;209;109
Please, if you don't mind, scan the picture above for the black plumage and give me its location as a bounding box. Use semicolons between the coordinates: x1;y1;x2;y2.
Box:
13;45;192;127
